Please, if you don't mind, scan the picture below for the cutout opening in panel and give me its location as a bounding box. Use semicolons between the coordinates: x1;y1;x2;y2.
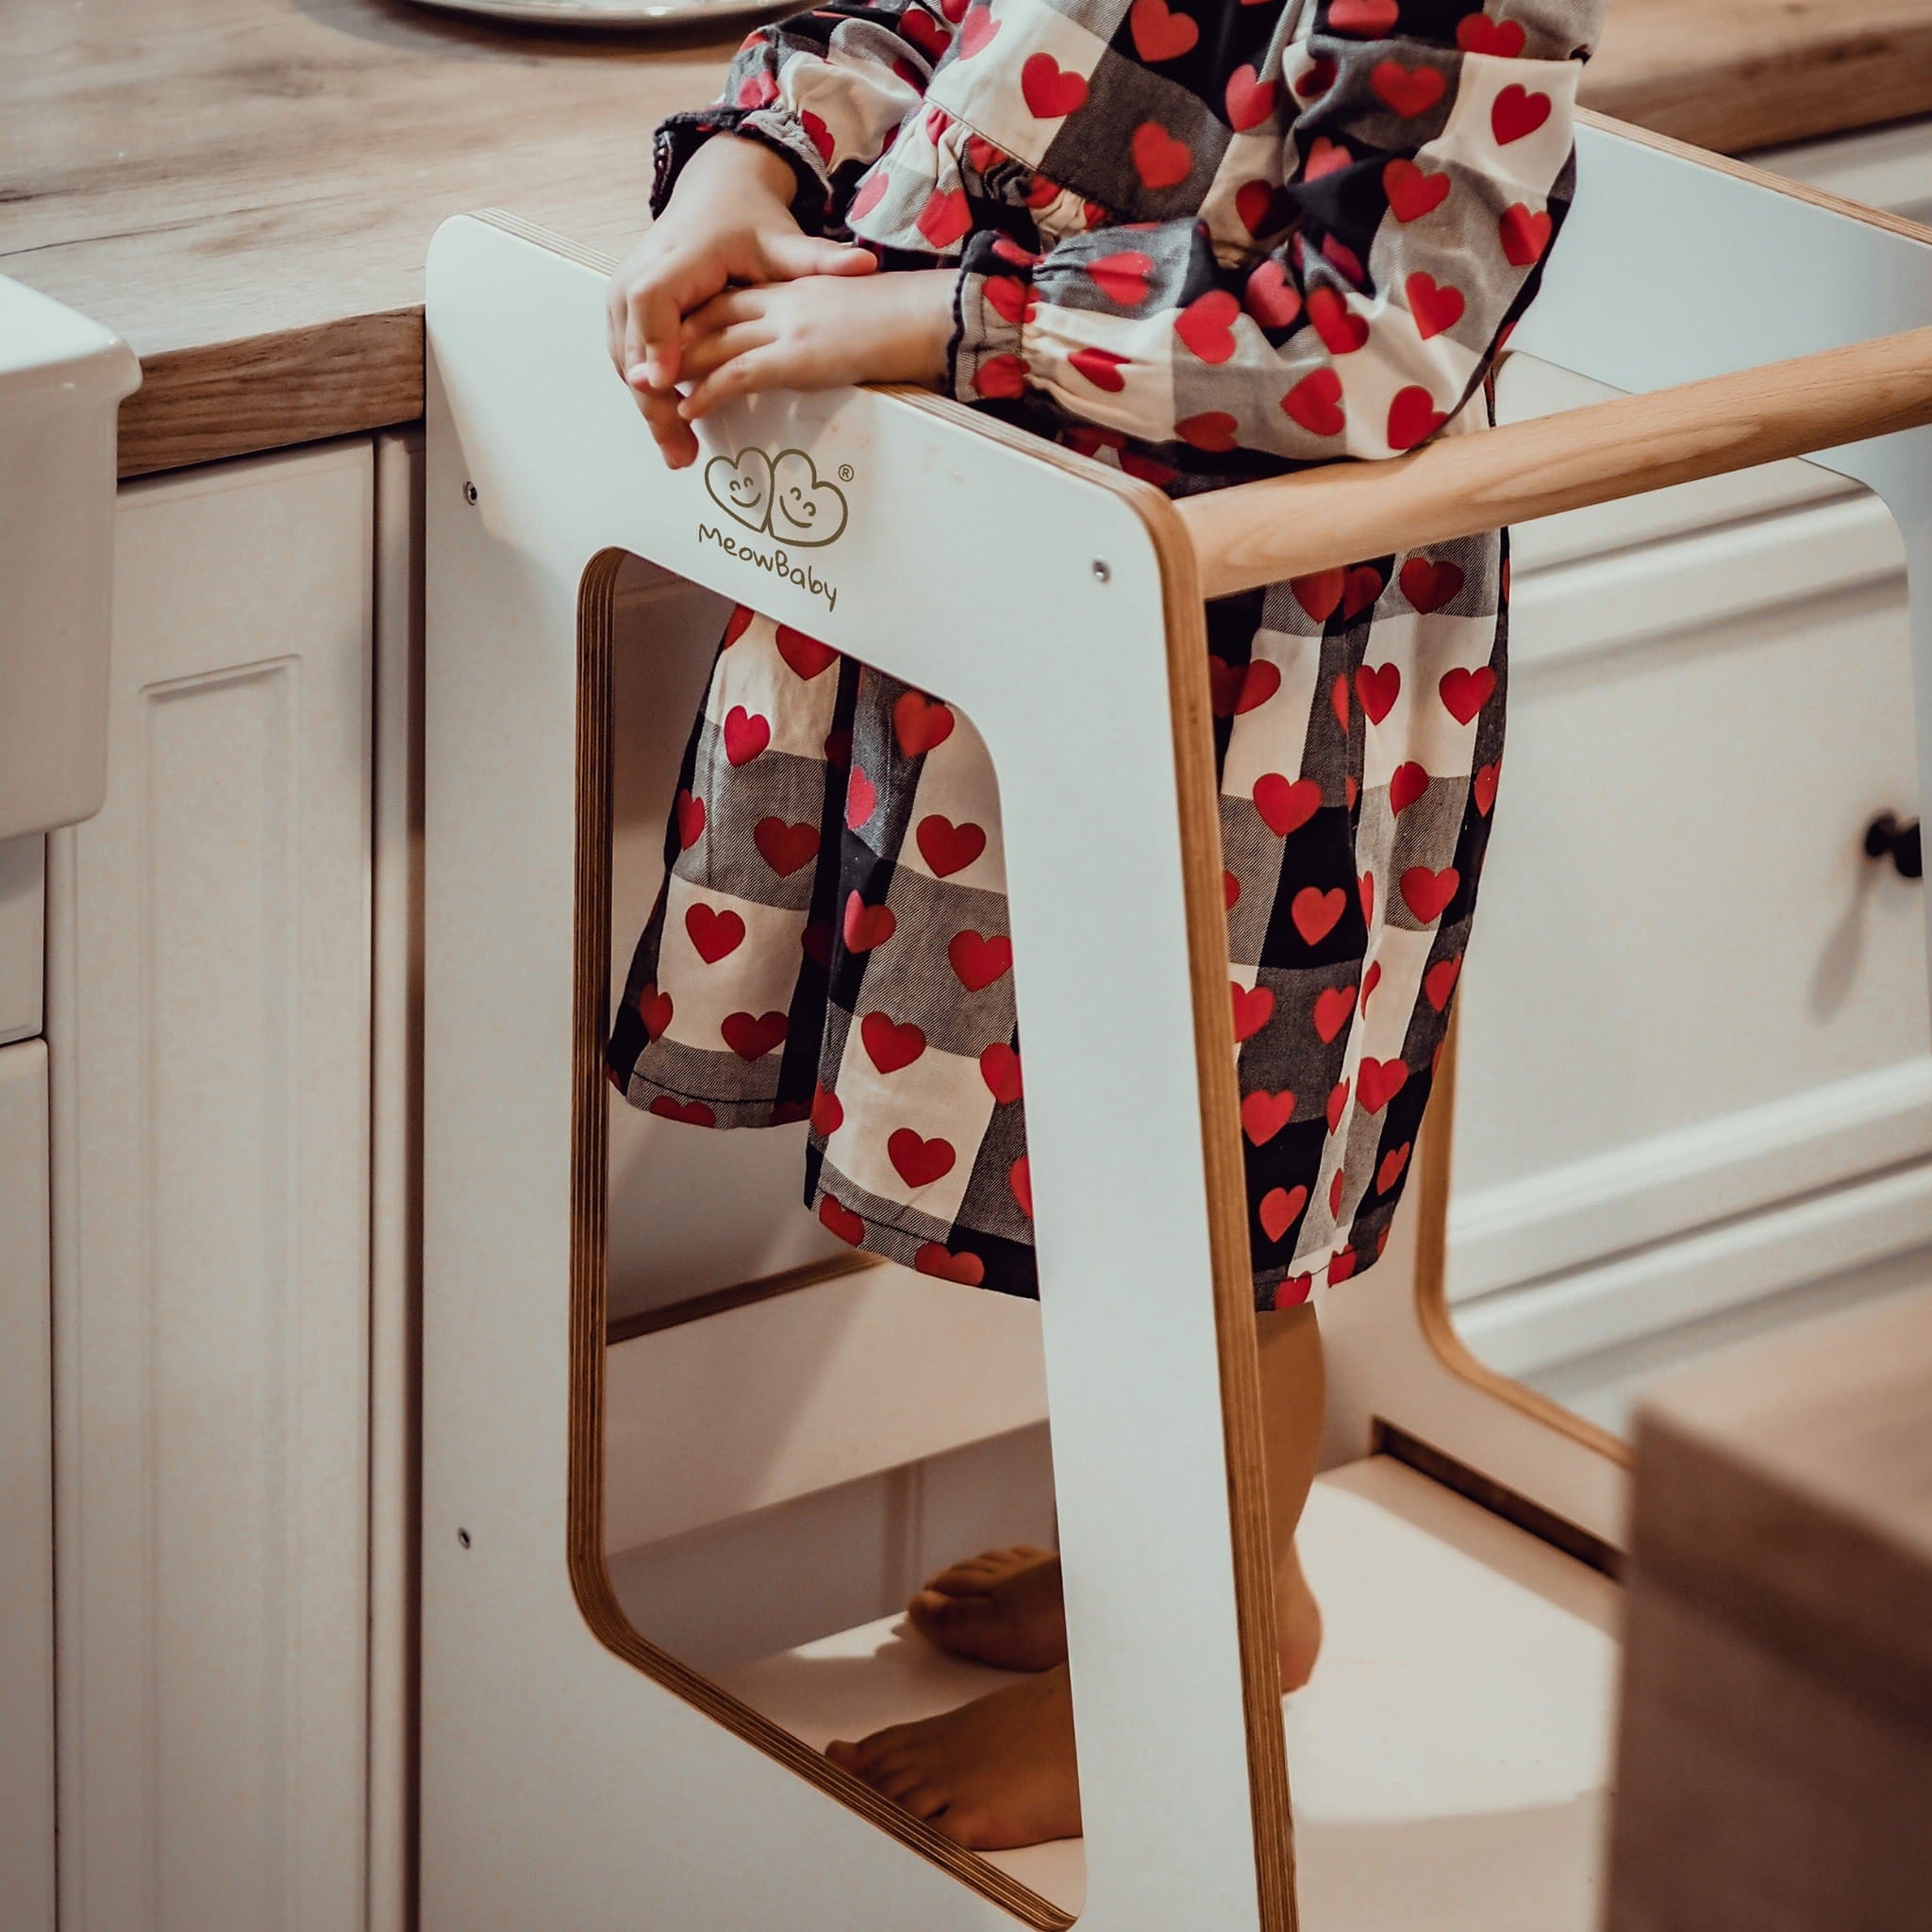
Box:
571;547;1086;1927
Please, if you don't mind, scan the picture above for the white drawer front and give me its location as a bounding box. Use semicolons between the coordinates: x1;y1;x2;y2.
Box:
1449;485;1928;1307
0;836;43;1044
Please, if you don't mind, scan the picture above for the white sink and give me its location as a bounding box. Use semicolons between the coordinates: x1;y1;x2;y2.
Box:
0;277;140;841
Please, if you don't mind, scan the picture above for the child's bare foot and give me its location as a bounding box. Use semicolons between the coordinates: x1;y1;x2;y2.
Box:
907;1545;1068;1673
908;1540;1323;1693
826;1664;1080;1849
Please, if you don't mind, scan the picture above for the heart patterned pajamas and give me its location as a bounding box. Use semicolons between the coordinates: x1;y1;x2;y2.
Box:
608;0;1605;1308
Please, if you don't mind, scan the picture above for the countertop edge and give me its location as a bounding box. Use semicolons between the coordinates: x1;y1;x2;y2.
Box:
117;306;425;479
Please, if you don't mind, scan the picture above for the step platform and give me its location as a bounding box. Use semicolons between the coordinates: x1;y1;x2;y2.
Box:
719;1455;1621;1927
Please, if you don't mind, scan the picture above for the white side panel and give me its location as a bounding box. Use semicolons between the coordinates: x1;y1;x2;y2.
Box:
0;1040;55;1932
49;443;375;1932
0;834;45;1044
424;215;1263;1932
1297;135;1932;1545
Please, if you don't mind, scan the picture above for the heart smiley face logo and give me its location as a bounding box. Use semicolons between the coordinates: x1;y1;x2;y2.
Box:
703;447;774;531
704;444;849;548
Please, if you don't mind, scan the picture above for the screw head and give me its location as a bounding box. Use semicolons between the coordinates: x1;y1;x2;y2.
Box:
1091;559;1111;584
463;481;479;506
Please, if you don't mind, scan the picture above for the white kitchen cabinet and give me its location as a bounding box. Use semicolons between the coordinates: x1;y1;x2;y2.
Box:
48;441;375;1932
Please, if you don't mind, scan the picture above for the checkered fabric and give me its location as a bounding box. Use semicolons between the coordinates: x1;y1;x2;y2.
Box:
609;0;1605;1308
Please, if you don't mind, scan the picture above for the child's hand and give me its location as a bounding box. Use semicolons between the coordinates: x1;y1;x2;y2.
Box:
673;269;957;425
608;135;877;467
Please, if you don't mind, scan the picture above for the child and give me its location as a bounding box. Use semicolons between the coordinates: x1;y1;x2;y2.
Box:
608;0;1603;1851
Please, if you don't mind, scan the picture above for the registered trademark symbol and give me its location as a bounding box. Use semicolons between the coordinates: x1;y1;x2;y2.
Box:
838;464;855;483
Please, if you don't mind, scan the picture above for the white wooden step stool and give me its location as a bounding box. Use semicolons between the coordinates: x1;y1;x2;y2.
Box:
420;111;1932;1932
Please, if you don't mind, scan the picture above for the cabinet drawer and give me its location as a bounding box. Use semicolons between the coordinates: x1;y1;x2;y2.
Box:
0;837;42;1044
1448;485;1927;1303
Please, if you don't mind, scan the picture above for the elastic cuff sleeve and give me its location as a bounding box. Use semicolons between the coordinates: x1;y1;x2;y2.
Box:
947;229;1046;407
650;108;833;233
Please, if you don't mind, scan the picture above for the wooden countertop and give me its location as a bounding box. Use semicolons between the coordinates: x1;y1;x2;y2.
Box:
6;0;1932;476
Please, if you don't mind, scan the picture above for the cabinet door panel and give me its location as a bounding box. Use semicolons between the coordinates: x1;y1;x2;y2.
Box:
0;1041;54;1932
51;442;373;1932
1448;483;1927;1322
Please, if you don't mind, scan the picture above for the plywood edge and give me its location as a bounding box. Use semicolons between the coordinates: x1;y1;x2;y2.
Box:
1410;1008;1635;1474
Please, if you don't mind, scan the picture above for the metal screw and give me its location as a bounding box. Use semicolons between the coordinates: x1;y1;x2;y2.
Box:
457;1527;472;1549
463;481;479;506
1091;559;1111;584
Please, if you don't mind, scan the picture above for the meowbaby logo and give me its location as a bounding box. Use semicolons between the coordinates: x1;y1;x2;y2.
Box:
698;444;850;613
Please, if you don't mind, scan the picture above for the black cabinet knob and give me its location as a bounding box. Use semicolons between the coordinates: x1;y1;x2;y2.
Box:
1864;810;1923;880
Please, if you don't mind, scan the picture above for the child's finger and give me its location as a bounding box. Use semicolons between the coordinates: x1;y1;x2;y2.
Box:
678;347;789;422
678;321;777;384
761;232;878;282
635;381;700;469
624;252;724;391
679;287;771;343
623;279;682;391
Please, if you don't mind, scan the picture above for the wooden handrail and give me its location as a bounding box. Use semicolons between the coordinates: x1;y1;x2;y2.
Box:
1178;323;1932;600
